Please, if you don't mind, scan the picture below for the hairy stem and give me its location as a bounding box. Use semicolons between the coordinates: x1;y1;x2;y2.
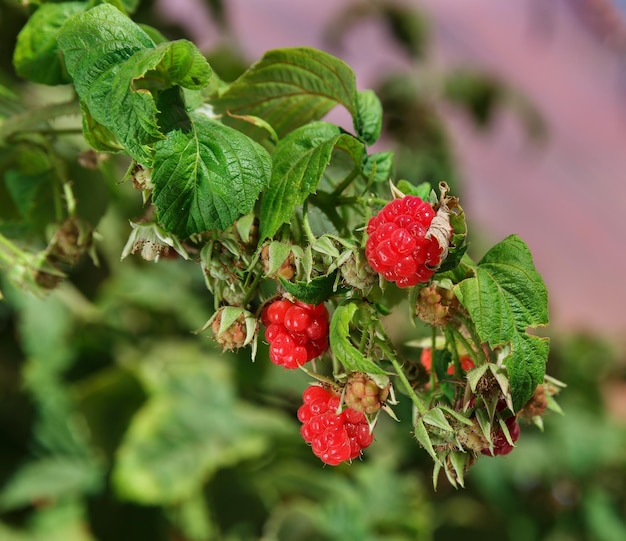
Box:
298;364;337;387
0;100;80;145
377;335;428;415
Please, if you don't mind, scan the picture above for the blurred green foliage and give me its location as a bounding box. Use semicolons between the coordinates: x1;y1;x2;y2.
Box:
1;1;625;540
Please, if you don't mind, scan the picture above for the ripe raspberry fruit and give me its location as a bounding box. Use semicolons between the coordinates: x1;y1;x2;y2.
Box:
261;298;329;369
365;196;451;287
298;385;374;465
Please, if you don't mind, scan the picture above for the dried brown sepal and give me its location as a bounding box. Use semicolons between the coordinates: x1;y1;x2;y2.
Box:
519;384;548;419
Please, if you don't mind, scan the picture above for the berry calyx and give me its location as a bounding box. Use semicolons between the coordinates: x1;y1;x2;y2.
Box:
209;307;257;351
262;298;329;369
298;385;374;465
365;196;451;287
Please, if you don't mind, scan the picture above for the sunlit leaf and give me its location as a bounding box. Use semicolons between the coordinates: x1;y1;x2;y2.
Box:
152;113;271;237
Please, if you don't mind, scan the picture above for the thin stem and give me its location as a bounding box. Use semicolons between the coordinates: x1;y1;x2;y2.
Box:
16;128;84;136
330;165;360;197
357;195;388;207
443;326;462;374
377;337;428;415
0;100;79;145
301;200;317;245
241;270;263;308
63;182;77;217
429;326;437;389
358;326;369;353
456;313;489;364
0;233;25;261
449;324;484;366
298;364;337;387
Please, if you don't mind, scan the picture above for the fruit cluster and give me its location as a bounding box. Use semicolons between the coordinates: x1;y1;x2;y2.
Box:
365;196;449;287
298;385;374;465
261;298;329;369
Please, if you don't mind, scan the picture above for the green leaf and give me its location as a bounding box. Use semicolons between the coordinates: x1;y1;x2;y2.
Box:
57;4;211;164
152;113;271;237
354;90;383;145
362;151;394;183
112;341;291;504
279;271;338;305
455;235;549;410
259;121;364;240
422;407;453;432
214;47;357;138
57;4;157;162
414;419;439;463
0;458;101;511
128;39;212;91
395;180;432;200
4;170;40;218
13;2;86;85
0;500;97;541
329;303;387;375
79;103;125;153
263;241;293;276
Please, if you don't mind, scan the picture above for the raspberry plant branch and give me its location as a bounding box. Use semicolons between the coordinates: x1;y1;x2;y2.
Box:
1;1;560;484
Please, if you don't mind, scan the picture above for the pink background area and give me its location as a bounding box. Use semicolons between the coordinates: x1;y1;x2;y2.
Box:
159;0;626;338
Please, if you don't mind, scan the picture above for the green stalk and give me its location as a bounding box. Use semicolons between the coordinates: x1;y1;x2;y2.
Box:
0;233;25;261
377;337;428;415
301;200;317;245
240;270;263;308
0;100;79;145
298;364;336;387
443;326;462;374
429;326;437;389
456;313;489;364
330;165;360;197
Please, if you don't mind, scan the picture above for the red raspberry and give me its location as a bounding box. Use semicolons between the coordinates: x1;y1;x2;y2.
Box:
420;348;475;375
365;196;450;287
262;298;329;369
297;385;374;465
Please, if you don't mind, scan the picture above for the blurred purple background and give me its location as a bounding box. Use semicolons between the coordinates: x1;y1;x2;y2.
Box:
159;0;626;338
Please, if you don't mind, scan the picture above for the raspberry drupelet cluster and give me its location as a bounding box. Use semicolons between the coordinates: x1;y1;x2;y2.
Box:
365;196;449;287
298;385;374;465
261;298;329;369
